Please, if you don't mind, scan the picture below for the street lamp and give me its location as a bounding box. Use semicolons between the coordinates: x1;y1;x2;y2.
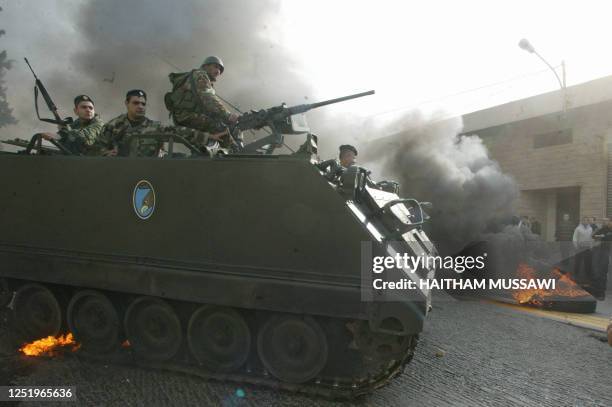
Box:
518;38;566;89
518;38;567;110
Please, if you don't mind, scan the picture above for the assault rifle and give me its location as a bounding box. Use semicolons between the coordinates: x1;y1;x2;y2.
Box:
234;90;374;154
24;58;73;127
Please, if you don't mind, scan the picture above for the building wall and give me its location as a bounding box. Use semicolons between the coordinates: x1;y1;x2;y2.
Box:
465;100;612;239
519;189;550;234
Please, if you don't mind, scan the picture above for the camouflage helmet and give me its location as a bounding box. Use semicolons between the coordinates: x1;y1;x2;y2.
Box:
202;56;225;74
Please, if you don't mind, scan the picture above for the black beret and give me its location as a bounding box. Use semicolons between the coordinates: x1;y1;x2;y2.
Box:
126;89;147;100
74;94;94;106
339;144;358;155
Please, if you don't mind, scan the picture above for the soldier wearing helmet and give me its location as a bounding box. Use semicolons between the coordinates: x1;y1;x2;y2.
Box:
164;56;239;146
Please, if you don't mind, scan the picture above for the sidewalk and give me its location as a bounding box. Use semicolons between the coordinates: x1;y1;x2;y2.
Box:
595;289;612;316
491;300;610;332
488;289;611;332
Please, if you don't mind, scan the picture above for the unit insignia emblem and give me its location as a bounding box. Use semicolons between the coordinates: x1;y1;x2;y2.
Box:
133;180;155;220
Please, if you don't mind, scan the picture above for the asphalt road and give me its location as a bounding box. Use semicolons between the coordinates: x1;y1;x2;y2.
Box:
1;294;610;406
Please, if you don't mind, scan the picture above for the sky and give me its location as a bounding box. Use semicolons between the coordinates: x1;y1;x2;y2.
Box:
2;0;612;143
279;0;612;119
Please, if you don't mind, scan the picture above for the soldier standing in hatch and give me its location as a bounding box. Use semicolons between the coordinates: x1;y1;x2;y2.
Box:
317;144;358;181
97;90;161;157
338;144;358;168
42;95;104;155
165;56;239;146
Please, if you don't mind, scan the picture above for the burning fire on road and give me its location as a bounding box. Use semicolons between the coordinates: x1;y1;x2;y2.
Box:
20;333;80;357
511;263;595;313
19;334;131;357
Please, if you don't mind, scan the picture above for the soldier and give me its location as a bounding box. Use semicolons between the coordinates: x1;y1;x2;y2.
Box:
164;55;239;146
317;144;358;181
41;95;104;155
98;90;161;157
338;144;358;168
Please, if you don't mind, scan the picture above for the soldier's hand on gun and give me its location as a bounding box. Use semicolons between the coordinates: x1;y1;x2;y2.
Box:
209;129;229;142
228;113;239;123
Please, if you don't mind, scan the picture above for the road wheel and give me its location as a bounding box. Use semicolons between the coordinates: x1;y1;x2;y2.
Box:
124;297;182;361
257;315;328;383
13;284;61;341
188;306;251;372
67;290;120;353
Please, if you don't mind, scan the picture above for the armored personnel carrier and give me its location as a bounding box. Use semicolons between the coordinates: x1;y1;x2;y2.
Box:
0;93;436;399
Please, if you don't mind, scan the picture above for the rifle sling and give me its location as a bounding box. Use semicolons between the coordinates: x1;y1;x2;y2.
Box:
34;86;68;125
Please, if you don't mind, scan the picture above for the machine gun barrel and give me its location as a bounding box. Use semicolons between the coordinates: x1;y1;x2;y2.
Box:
238;89;375;154
287;90;375;115
308;90;375;109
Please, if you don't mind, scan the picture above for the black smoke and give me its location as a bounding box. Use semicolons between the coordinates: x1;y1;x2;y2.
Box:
71;0;315;117
1;0;316;142
363;111;519;255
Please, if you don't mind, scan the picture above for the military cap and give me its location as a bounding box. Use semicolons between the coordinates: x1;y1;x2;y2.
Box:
202;56;225;74
126;89;147;100
74;94;94;106
339;144;358;156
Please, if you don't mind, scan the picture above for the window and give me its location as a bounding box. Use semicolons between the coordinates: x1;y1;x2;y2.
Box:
533;129;572;148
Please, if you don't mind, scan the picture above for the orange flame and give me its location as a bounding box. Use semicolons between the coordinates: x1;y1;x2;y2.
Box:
512;263;590;305
20;333;80;356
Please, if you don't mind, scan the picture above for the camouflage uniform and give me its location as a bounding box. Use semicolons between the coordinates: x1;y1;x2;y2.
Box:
58;115;104;155
316;159;345;182
98;114;161;157
167;69;232;133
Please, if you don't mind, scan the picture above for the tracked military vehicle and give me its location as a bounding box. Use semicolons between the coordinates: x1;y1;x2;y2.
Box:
0;91;436;399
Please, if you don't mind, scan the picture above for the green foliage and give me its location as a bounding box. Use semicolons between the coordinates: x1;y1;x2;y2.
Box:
0;11;17;128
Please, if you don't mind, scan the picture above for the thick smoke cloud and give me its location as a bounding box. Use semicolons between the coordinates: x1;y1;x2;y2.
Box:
363;111;519;254
1;0;314;141
71;0;313;115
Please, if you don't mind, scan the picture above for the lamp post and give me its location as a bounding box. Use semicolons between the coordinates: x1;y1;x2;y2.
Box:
518;38;567;111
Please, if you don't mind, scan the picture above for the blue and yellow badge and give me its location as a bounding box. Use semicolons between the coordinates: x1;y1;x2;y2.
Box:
133;180;155;220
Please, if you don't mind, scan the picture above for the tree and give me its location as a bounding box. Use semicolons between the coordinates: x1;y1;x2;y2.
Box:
0;7;17;128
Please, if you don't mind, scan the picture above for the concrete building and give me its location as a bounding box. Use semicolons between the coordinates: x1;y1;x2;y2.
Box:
462;75;612;241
